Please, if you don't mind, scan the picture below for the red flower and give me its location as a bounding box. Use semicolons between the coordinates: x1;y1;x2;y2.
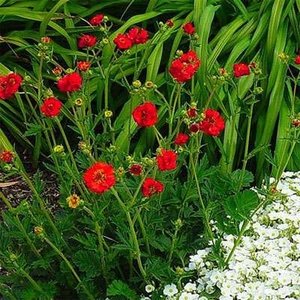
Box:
174;133;189;145
129;164;143;176
0;73;22;100
41;36;51;44
142;178;164;198
127;27;149;44
295;55;300;65
169;50;201;83
132;102;158;127
0;150;14;163
78;34;97;48
198;109;225;136
182;22;195;35
89;14;104;26
83;162;116;194
189;123;199;133
233;63;250;78
41;97;63;117
156;149;177;171
113;33;133;50
57;72;82;93
77;61;91;72
187;108;198;118
52;66;63;76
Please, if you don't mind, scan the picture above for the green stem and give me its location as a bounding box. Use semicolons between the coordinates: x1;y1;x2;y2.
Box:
190;157;215;245
111;188;147;279
0;192;41;258
43;236;94;300
12;261;44;294
168;228;179;263
136;209;151;256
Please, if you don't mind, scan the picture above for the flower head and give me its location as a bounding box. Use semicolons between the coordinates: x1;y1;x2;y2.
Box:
83;162;116;194
0;73;22;100
142;178;164;197
182;22;195;35
113;33;133;50
77;61;91;72
0;150;14;163
169;50;200;83
57;72;82;93
295;55;300;65
233;63;250;78
89;14;104;26
41;97;63;117
163;284;178;297
67;194;81;209
78;34;97;48
132;102;158;127
198;109;225;136
174;133;189;145
156;149;177;171
129;164;143;176
127;27;149;44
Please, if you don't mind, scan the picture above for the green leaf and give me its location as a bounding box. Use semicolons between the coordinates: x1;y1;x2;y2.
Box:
24;123;43;137
107;280;138;300
224;190;259;221
73;250;101;278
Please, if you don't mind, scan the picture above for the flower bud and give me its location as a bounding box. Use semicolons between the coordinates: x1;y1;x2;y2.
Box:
253;87;263;95
102;38;109;44
104;110;113;118
53;145;64;154
34;226;44;236
74;98;83;107
145;81;154;89
67;194;82;209
176;50;183;57
132;80;142;88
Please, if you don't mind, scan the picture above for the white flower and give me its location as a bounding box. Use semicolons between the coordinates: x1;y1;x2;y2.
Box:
145;284;155;293
163;284;178;297
184;282;196;292
179;291;199;300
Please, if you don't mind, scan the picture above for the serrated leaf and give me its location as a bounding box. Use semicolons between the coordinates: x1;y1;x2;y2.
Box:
24;123;43;137
107;280;138;300
224;190;259;221
73;250;101;278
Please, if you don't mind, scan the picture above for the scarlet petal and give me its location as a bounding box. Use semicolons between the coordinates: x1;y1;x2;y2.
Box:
233;63;250;78
142;177;164;197
132;102;158;127
83;162;116;194
198;109;225;136
57;72;82;93
40;97;63;118
156;149;177;171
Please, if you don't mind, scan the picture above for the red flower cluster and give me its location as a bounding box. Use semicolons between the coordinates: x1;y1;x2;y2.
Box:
41;97;63;118
132;102;158;127
83;162;116;194
77;61;91;72
156;149;177;171
233;63;250;78
174;133;189;145
89;14;104;26
0;73;22;100
182;22;195;35
198;109;225;136
169;50;201;83
78;34;97;49
129;164;143;176
114;27;149;50
142;178;164;198
0;150;14;163
295;55;300;65
57;72;82;93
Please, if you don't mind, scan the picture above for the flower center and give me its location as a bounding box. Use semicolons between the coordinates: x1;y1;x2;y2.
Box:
94;170;106;183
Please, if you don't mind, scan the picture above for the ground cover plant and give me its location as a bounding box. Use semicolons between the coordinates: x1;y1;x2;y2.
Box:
0;0;299;299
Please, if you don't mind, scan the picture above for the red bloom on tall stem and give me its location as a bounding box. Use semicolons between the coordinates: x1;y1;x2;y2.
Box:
156;149;177;171
233;63;250;78
142;178;164;198
198;109;225;136
127;27;149;44
78;34;97;48
83;162;116;194
174;133;189;145
41;97;63;118
57;72;82;93
113;33;133;50
295;55;300;65
0;73;22;100
169;50;200;83
89;14;104;26
0;150;14;163
132;102;158;127
182;22;195;35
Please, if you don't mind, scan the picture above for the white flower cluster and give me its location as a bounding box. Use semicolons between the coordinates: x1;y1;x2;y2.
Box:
155;172;300;300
